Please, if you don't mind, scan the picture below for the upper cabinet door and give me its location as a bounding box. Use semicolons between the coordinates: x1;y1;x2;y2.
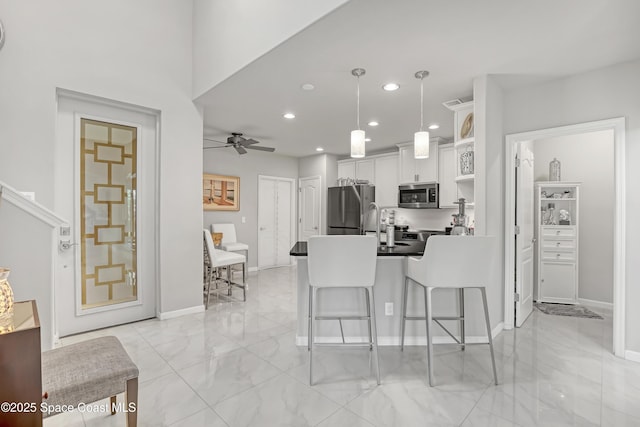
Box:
355;159;375;184
337;160;356;180
373;154;398;207
414;140;438;183
398;145;416;183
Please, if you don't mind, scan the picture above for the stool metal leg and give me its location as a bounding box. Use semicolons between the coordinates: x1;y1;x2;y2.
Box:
309;286;317;385
459;288;465;351
242;262;247;301
365;288;373;351
367;286;381;385
480;287;498;385
425;286;435;387
307;287;312;351
401;277;409;351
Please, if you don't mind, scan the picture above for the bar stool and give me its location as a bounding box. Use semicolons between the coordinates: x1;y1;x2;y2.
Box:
400;235;498;386
211;223;249;266
203;229;247;305
307;235;380;386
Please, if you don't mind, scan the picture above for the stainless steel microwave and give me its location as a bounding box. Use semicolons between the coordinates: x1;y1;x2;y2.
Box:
398;183;439;209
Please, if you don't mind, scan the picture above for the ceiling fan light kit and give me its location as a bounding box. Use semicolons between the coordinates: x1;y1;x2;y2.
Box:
414;70;430;159
350;67;366;158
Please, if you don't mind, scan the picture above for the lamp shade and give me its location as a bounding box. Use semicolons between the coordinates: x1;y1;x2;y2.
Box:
351;129;366;158
414;131;430;159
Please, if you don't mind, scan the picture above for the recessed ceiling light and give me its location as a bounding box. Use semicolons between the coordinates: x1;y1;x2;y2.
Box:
428;123;440;130
316;147;324;152
368;121;379;127
383;83;400;91
364;138;372;142
301;83;315;91
283;113;295;119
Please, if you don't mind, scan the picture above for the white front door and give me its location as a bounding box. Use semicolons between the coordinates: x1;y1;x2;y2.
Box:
298;176;321;241
55;93;157;337
515;143;535;327
258;175;295;269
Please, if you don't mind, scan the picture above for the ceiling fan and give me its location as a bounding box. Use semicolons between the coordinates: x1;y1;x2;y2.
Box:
203;132;276;155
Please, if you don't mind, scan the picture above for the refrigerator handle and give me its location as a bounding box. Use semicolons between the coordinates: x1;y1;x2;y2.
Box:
341;189;345;225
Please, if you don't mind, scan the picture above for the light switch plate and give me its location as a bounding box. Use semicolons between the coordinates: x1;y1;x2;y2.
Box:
242;216;246;223
385;302;393;316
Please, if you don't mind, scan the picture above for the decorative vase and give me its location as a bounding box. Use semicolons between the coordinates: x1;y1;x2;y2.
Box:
0;268;15;333
549;157;561;181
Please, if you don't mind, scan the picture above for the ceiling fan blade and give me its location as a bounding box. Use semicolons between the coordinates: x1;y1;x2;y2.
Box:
203;145;233;150
245;145;276;152
240;138;260;146
203;137;227;144
235;145;248;155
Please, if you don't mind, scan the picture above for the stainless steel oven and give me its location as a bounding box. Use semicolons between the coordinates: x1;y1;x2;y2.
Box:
398;183;439;209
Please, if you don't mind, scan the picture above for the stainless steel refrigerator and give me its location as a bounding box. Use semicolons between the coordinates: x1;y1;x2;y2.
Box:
327;185;375;235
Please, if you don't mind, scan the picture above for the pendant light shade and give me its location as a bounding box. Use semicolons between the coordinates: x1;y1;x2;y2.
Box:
350;68;366;158
414;70;430;159
414;131;430;159
351;130;365;158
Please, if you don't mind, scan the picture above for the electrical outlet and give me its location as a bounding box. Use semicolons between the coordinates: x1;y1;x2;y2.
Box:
385;302;393;316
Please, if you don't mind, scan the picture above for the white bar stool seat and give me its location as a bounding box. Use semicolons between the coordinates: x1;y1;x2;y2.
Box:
400;235;499;386
211;223;249;264
307;235;380;386
203;229;247;305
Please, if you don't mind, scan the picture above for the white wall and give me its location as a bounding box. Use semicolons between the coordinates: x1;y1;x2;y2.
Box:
500;59;640;352
299;153;339;235
203;149;299;269
192;0;348;98
533;131;614;303
0;1;204;319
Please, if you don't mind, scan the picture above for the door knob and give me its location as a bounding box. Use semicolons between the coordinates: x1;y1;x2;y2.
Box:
59;240;79;251
313;226;318;230
259;227;266;231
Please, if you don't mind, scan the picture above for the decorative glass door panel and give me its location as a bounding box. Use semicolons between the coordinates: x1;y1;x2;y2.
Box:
80;118;137;309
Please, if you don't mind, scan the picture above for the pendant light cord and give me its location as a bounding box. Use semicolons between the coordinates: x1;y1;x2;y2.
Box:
356;75;361;130
420;76;424;132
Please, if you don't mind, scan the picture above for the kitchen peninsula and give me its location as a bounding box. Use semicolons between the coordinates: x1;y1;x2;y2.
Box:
290;239;497;347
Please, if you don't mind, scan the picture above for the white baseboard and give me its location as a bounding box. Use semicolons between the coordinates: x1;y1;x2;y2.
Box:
296;322;504;347
248;266;258;273
158;304;204;320
578;298;613;309
625;350;640;363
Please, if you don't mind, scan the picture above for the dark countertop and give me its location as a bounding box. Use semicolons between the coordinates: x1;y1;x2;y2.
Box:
290;240;425;257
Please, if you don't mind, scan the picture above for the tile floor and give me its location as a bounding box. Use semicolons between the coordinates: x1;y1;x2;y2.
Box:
44;266;640;426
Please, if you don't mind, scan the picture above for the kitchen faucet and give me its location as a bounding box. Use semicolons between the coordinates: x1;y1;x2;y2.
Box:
367;202;381;247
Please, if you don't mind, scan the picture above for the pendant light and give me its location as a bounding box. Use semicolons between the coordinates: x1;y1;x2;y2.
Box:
351;68;366;158
414;70;430;159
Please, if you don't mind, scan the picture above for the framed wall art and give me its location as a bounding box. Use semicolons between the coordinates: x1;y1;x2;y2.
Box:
203;174;240;211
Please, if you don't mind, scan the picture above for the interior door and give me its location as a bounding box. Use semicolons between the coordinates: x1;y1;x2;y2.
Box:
299;176;321;241
55;93;157;337
258;177;277;269
276;180;293;265
515;143;535;327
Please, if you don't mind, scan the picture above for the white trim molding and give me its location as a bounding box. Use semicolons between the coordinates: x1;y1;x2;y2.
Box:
578;298;613;310
503;117;626;358
625;350;640;363
0;180;68;226
158;304;205;320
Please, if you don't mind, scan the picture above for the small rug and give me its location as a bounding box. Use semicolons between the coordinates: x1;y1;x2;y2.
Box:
535;302;604;319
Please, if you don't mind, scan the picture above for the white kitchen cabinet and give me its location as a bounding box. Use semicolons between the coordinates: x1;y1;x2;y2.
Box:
337;160;356;180
437;143;456;208
397;138;440;184
535;182;580;304
373;154;398;207
355;159;375;184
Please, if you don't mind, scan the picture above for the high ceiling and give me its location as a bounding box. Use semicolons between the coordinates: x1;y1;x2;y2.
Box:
197;0;640;158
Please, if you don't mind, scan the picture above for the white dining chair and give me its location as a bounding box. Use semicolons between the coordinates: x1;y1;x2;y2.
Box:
203;229;247;305
211;223;249;267
400;235;498;386
307;235;380;386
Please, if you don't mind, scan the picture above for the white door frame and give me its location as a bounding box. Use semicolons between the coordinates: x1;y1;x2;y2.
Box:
298;175;322;240
257;175;297;269
504;117;626;357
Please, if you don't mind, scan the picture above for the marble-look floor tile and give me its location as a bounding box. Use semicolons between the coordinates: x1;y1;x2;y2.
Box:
246;330;308;371
169;408;229;427
601;353;640;419
346;381;478;427
153;331;241;370
315;408;375;427
43;409;85;427
600;405;640;427
214;373;340;427
178;347;282;406
460;406;522;427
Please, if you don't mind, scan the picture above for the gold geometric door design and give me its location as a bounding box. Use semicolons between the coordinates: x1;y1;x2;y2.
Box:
80;118;137;309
